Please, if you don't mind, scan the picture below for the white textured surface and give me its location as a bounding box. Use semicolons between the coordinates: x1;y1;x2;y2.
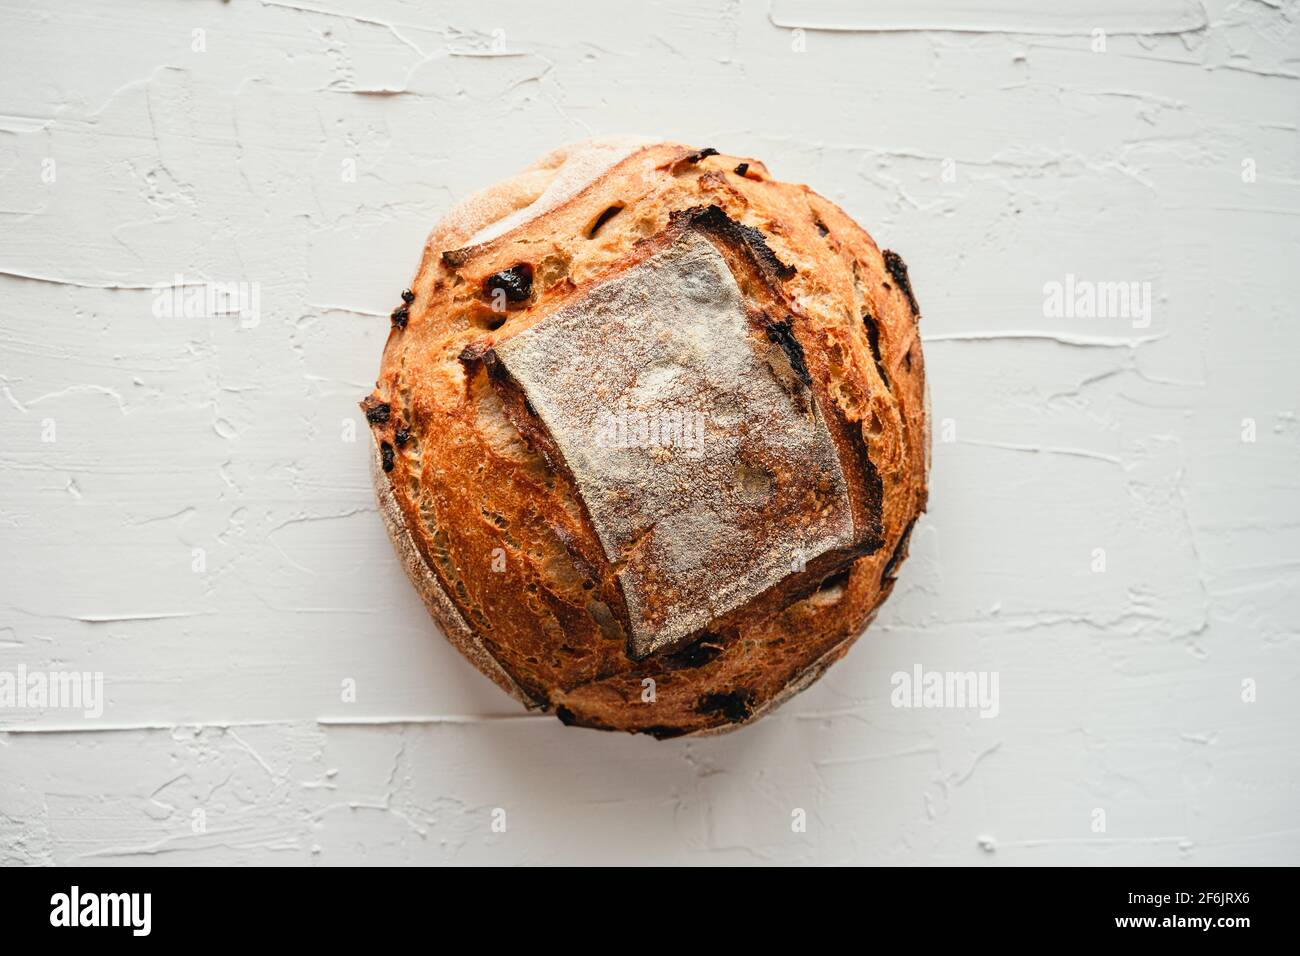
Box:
1;0;1297;865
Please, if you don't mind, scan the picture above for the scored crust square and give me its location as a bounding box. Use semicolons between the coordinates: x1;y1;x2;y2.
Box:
489;225;860;660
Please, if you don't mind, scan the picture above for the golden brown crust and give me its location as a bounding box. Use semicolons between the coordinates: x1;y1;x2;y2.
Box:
370;445;541;708
364;139;929;737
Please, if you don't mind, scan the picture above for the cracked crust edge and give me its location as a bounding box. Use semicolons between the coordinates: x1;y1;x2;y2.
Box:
369;440;542;710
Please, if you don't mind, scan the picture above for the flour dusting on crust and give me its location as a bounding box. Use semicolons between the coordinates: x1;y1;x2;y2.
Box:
494;232;855;658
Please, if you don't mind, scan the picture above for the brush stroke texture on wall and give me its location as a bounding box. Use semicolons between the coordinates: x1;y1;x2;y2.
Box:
0;0;1297;865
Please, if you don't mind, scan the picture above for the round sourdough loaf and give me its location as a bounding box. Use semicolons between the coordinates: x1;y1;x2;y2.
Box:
363;138;929;737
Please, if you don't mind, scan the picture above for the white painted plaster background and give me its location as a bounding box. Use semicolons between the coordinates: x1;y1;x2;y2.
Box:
1;0;1297;866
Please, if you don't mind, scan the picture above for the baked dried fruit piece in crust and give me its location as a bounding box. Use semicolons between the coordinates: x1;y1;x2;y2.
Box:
363;139;929;737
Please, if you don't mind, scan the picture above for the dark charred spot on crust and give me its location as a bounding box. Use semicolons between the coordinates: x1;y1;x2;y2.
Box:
390;305;409;330
380;441;395;472
815;219;830;237
401;288;415;304
696;690;756;724
483;263;533;304
734;221;796;280
551;704;617;733
665;632;724;670
833;401;887;556
819;566;852;593
363;399;390;425
861;310;891;389
881;518;918;582
641;725;688;740
882;249;920;317
394;425;411;447
458;341;492;365
669;147;720;175
587;204;625;238
674;205;797;282
441;248;471;269
764;317;812;387
734;162;749;177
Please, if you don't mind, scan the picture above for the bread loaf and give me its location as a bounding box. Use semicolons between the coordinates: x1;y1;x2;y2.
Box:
363;138;929;737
